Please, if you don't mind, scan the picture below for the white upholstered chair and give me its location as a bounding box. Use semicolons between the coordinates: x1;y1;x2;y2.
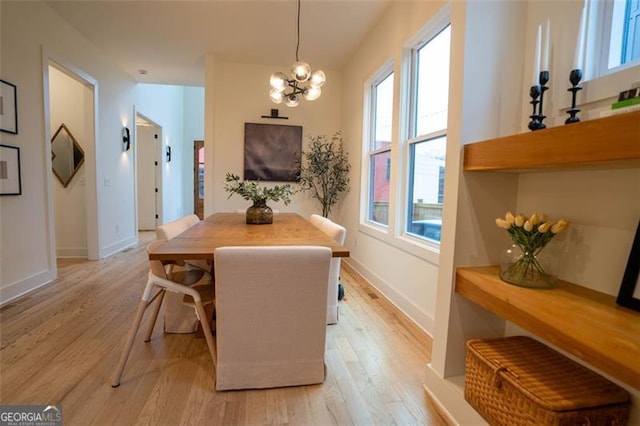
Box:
310;214;347;324
214;245;331;390
156;215;212;333
111;240;216;387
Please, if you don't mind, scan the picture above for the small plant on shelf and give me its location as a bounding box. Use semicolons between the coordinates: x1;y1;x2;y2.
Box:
495;211;569;288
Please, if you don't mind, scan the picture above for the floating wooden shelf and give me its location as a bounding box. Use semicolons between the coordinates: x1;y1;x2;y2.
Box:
455;265;640;390
463;111;640;171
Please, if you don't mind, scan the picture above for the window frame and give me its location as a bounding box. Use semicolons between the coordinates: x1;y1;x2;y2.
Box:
589;0;640;79
402;19;451;247
363;62;394;229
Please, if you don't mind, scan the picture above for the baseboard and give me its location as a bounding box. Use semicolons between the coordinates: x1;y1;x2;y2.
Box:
56;247;88;258
0;268;56;307
342;258;434;337
423;364;488;426
101;235;138;259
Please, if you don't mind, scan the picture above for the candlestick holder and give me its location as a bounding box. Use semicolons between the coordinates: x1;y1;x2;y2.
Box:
528;85;544;131
537;70;549;129
565;69;582;124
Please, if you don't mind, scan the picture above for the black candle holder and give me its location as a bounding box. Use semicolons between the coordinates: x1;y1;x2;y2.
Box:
565;69;582;124
528;85;544;131
538;70;549;129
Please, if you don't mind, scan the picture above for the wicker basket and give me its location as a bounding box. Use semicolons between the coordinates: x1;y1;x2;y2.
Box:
464;336;631;425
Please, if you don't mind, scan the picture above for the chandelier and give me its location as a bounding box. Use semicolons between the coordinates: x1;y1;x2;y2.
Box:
269;0;326;107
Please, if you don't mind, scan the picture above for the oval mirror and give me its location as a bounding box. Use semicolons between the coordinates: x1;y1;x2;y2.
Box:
51;123;85;188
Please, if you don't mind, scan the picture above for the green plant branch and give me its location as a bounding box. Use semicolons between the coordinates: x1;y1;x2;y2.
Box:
299;131;350;217
224;172;294;205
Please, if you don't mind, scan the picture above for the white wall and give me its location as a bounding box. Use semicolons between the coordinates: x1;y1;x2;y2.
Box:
49;66;89;257
183;86;205;214
0;1;137;302
340;1;451;334
204;60;343;218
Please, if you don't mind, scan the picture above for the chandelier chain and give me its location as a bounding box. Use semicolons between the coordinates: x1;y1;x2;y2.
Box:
295;0;301;62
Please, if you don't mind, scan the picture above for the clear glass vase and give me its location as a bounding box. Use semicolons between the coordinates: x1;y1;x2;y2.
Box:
245;199;273;225
499;244;556;289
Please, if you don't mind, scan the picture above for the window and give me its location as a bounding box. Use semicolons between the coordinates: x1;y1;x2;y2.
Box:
366;69;394;226
595;0;640;76
406;24;451;242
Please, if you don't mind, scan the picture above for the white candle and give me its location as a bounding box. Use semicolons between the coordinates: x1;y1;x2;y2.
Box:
533;24;541;85
573;1;587;70
542;19;550;72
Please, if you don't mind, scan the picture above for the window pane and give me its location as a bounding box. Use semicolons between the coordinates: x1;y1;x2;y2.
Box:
415;25;451;136
604;0;639;70
407;136;446;241
374;73;394;150
622;0;640;63
369;150;391;225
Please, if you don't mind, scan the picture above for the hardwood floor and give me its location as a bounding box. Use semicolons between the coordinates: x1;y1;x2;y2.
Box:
0;232;446;425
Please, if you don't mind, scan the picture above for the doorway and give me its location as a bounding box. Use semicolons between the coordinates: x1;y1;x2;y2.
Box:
47;62;95;259
193;140;204;219
136;114;162;231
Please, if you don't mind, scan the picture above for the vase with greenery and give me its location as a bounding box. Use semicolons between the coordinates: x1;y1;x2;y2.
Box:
298;131;351;218
224;173;294;224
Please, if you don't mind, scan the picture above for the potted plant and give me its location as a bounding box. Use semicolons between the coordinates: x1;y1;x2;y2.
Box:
298;131;351;218
224;172;294;224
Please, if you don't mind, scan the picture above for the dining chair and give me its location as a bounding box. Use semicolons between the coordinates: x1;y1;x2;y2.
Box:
310;214;347;324
214;245;331;390
156;216;212;333
111;240;216;387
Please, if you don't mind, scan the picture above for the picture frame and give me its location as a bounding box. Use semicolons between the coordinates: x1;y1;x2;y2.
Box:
243;123;302;182
0;79;18;134
0;144;22;195
616;219;640;312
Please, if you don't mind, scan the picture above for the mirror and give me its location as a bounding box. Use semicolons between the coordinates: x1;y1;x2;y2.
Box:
51;123;85;188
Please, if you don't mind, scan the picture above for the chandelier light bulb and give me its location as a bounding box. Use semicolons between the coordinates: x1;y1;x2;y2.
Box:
270;89;284;104
291;61;311;82
285;94;300;107
270;72;288;91
309;70;326;88
303;87;321;101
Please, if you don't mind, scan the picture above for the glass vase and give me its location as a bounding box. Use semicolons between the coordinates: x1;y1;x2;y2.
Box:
246;199;273;225
499;244;556;289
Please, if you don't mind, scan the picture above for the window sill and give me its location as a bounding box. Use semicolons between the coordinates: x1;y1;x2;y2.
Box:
358;222;440;265
558;63;640;111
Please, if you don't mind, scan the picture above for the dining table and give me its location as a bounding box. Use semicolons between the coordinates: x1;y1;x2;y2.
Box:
148;212;350;261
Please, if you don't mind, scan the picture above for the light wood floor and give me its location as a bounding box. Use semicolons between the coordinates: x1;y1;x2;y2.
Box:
0;232;446;425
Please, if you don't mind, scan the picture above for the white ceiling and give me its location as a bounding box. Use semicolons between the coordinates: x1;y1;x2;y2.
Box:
45;0;392;86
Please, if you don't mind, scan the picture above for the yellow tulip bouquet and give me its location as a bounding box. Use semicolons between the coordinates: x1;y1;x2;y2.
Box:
495;212;569;287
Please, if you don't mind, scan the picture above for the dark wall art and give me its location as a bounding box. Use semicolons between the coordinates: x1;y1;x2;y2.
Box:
617;219;640;312
244;123;302;182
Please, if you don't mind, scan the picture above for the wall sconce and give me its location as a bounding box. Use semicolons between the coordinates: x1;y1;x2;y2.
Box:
166;145;172;162
122;127;131;151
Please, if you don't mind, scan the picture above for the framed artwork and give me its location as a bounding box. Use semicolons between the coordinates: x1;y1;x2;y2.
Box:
0;79;18;134
0;144;22;195
244;123;302;182
616;219;640;312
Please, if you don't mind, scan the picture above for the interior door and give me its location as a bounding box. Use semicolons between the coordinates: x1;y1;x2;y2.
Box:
137;125;159;230
194;140;204;219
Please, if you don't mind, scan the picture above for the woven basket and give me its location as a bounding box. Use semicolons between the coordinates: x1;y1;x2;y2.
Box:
464;336;630;426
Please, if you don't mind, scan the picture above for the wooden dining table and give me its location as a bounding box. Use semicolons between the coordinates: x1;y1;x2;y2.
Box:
148;212;350;261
